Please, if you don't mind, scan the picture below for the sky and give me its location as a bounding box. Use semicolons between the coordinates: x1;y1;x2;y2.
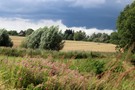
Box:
0;0;133;35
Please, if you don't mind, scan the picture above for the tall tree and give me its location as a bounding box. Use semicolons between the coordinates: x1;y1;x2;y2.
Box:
117;1;135;51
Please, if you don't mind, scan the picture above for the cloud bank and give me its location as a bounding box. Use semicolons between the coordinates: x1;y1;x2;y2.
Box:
0;18;114;35
0;0;132;29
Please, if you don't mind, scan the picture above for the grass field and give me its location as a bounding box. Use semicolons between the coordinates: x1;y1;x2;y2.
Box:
10;36;116;52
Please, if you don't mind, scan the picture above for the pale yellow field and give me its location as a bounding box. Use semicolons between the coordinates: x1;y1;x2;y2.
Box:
10;36;25;48
10;36;116;52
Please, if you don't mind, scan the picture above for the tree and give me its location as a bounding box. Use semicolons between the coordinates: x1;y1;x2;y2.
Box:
89;33;110;43
110;32;120;44
40;26;64;51
24;28;44;49
74;31;86;41
21;26;64;51
8;30;18;36
0;29;13;47
117;1;135;51
25;28;34;36
63;29;74;40
99;33;110;43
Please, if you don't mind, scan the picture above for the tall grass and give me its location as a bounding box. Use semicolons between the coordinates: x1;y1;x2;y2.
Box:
0;52;135;90
0;47;114;59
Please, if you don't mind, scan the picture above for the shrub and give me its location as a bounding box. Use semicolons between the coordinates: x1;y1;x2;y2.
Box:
0;29;13;47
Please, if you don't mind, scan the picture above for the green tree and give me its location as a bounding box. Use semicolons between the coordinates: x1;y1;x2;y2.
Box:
89;33;110;43
74;31;86;41
21;28;45;49
63;29;74;40
117;1;135;51
21;26;64;51
40;26;64;51
8;30;18;36
99;33;110;43
110;32;120;44
25;28;34;36
0;29;13;47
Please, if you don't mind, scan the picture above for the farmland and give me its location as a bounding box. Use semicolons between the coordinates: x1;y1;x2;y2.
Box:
10;36;116;52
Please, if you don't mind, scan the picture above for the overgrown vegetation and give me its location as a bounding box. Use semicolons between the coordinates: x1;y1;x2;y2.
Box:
0;47;109;59
0;50;135;90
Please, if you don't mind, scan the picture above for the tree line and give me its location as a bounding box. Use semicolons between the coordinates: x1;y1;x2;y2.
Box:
6;28;118;44
62;29;119;44
7;28;34;36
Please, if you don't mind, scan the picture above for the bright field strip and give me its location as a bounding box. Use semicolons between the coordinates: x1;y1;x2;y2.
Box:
10;36;116;52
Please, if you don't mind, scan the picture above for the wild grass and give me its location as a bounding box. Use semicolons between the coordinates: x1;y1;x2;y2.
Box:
0;50;135;90
0;36;134;89
0;47;114;59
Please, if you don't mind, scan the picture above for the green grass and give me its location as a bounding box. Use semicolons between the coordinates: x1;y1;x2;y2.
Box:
0;48;135;90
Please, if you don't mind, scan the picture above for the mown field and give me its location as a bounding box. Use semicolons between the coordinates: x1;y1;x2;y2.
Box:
10;36;116;52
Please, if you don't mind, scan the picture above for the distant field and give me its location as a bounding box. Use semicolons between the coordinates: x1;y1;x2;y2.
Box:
10;36;116;52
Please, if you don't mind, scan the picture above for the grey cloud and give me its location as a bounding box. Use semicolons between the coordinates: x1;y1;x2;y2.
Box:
0;0;133;29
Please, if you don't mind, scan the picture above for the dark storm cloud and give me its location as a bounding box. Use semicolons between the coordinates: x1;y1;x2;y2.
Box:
0;0;132;29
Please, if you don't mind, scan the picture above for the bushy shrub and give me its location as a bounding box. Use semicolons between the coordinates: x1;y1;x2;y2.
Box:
0;29;13;47
21;26;64;51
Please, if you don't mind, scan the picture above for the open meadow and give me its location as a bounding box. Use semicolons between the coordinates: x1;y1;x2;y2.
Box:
10;36;116;52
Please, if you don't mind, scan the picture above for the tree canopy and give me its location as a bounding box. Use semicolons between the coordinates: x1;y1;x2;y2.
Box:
21;26;64;51
117;1;135;51
0;29;13;47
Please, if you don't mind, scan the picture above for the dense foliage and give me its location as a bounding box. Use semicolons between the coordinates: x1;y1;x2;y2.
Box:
25;28;34;36
63;29;111;43
63;29;74;40
21;26;64;51
74;30;86;41
8;30;18;36
109;32;120;45
0;29;13;47
89;33;110;43
117;1;135;51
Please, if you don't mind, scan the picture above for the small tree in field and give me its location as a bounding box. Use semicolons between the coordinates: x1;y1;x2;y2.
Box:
0;29;13;47
40;26;64;51
21;26;64;51
21;28;45;49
